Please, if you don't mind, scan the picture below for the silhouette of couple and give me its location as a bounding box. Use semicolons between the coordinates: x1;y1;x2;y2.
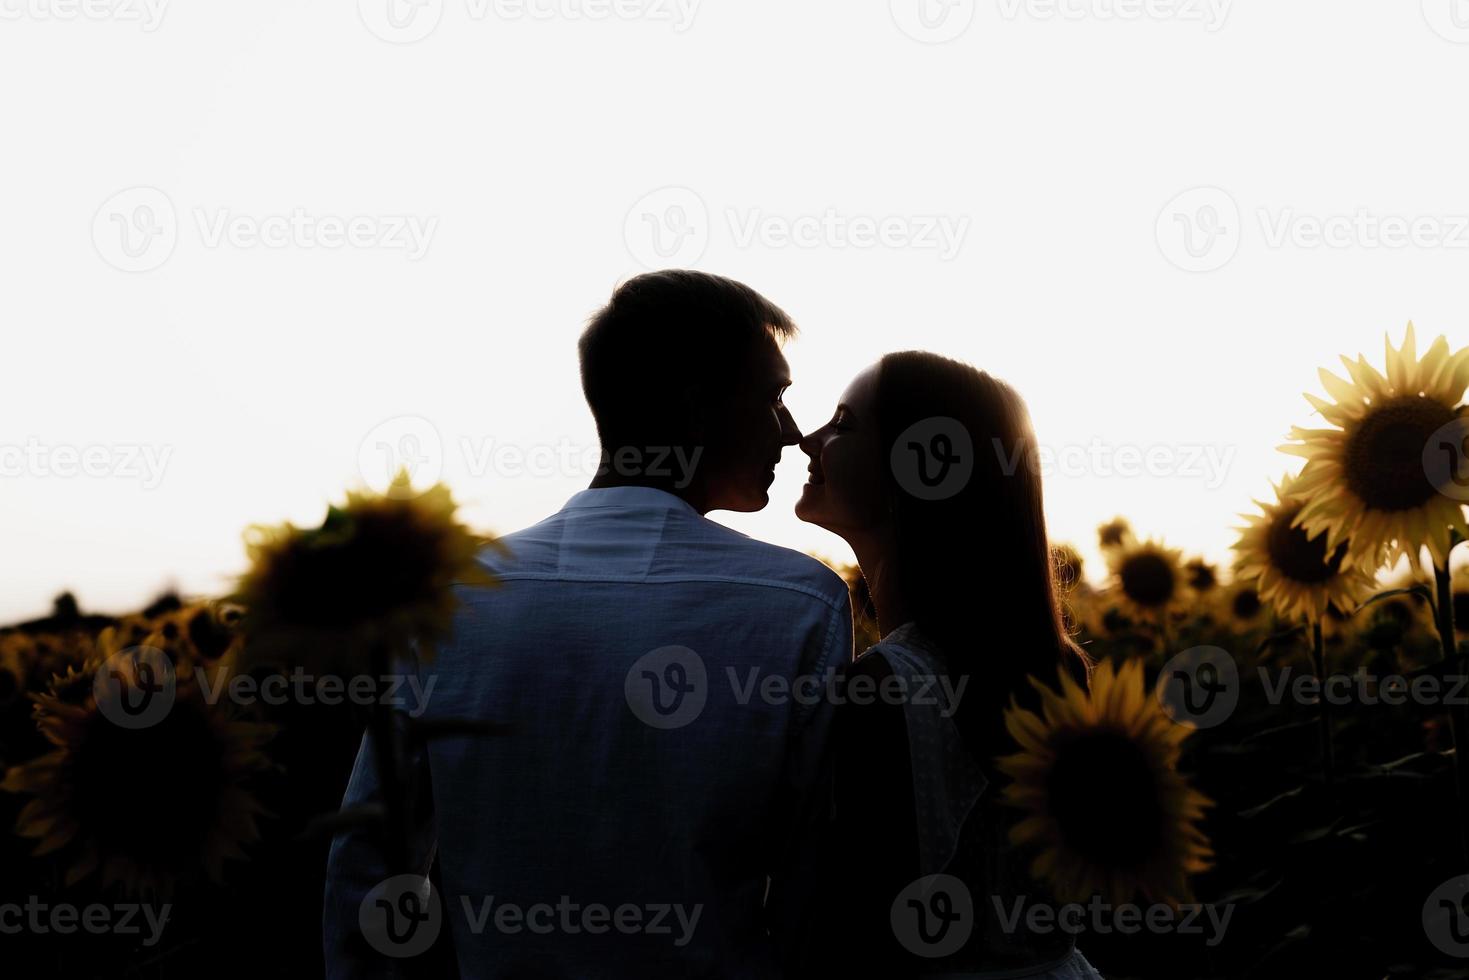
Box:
325;270;1101;978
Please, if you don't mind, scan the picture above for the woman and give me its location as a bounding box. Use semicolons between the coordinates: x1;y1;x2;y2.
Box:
796;351;1102;978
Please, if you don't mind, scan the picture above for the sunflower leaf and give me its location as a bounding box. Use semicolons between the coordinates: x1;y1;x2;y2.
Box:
294;803;386;841
1353;586;1435;618
1255;626;1306;659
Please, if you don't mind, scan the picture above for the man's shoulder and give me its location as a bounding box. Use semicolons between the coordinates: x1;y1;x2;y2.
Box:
683;518;851;609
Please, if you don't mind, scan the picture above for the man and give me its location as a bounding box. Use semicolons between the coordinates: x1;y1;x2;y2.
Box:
324;270;853;977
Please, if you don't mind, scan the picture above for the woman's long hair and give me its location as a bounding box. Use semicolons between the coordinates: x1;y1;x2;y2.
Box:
874;350;1090;765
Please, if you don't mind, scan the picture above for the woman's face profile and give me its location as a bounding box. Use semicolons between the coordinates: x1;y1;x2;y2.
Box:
795;362;891;541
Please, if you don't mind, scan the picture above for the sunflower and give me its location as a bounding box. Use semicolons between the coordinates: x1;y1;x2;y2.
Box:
1282;323;1469;572
1;662;273;896
1223;582;1263;624
114;600;247;687
1184;558;1218;594
1233;474;1379;624
996;659;1212;906
1106;538;1186;620
233;472;502;672
1097;517;1135;552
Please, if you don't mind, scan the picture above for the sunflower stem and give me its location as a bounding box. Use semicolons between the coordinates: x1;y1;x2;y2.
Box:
1431;559;1469;872
1308;620;1334;786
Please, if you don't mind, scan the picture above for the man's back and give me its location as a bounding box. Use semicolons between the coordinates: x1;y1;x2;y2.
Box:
326;486;852;978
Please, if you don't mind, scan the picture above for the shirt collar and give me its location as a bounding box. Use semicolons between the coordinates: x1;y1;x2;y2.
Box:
562;486;700;515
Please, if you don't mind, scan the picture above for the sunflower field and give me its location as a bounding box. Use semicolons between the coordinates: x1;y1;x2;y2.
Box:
3;327;1469;978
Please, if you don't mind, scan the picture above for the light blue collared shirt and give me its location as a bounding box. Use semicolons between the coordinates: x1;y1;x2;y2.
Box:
325;486;852;978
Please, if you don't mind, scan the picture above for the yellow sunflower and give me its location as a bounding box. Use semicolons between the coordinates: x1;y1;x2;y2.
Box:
1106;538;1187;620
1233;474;1379;624
233;472;502;672
1282;323;1469;572
1097;516;1136;552
1222;581;1264;625
997;659;1212;906
1;659;274;897
1184;558;1218;594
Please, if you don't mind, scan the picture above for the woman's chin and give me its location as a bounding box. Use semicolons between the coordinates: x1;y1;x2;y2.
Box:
794;484;826;526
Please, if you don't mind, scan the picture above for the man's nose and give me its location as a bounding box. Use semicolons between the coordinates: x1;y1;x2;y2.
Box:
777;405;802;446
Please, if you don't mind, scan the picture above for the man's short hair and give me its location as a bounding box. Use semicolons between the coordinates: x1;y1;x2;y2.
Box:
578;270;796;447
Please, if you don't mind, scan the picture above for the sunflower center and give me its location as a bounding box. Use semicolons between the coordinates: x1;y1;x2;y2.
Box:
1046;728;1165;868
70;700;231;875
1342;396;1455;512
187;608;236;660
1232;588;1261;620
1265;505;1347;584
1186;562;1217;592
1120;553;1176;608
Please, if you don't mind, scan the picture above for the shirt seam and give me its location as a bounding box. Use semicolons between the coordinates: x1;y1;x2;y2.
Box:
464;572;848;612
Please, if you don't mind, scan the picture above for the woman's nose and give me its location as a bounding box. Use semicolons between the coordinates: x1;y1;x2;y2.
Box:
797;427;822;459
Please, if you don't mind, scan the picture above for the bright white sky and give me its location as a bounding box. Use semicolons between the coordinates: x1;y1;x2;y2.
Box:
2;1;1467;621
